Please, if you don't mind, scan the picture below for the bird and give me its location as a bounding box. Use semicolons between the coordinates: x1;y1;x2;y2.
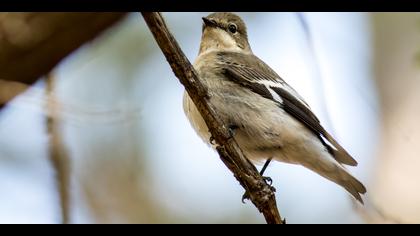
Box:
183;12;366;204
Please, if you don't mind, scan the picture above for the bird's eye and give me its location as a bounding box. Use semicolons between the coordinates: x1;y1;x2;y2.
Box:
228;23;237;33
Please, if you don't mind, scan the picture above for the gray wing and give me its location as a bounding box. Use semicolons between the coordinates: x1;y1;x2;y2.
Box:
217;51;357;166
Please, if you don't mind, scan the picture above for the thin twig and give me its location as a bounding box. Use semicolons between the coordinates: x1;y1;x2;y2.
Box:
46;73;71;224
296;13;335;132
141;12;284;224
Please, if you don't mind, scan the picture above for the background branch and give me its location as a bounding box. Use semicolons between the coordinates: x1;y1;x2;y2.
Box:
141;12;284;224
0;13;126;108
0;79;29;109
46;73;71;224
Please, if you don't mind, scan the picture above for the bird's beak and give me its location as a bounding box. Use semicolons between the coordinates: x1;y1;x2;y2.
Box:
202;17;217;27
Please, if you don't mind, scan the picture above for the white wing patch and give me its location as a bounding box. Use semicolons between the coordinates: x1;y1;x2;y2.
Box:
265;84;283;103
258;80;311;110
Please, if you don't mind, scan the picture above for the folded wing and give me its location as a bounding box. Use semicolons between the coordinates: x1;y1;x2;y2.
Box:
218;51;357;166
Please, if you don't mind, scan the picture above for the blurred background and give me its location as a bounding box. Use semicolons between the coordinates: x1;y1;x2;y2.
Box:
0;12;418;224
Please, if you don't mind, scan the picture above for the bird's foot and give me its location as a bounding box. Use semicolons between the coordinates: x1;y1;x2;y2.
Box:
209;136;216;145
262;176;273;186
242;191;250;203
241;175;274;203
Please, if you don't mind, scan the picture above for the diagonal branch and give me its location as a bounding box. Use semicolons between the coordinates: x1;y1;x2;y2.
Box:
141;12;284;224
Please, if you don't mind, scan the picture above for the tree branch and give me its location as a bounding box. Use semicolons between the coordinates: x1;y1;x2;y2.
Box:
141;12;284;224
0;12;126;108
0;79;29;109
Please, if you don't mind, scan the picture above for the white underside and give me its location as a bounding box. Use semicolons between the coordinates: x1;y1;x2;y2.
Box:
183;91;330;166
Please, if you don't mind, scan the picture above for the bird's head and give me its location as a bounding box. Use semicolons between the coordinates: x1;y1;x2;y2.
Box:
199;12;252;55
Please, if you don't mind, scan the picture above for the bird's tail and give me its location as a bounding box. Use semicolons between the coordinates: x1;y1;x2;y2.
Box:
334;168;367;204
302;159;367;204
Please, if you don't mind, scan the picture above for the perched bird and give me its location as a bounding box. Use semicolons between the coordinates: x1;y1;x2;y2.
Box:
183;12;366;203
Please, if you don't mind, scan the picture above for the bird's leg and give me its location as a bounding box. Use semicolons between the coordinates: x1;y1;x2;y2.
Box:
260;157;273;185
242;157;274;203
